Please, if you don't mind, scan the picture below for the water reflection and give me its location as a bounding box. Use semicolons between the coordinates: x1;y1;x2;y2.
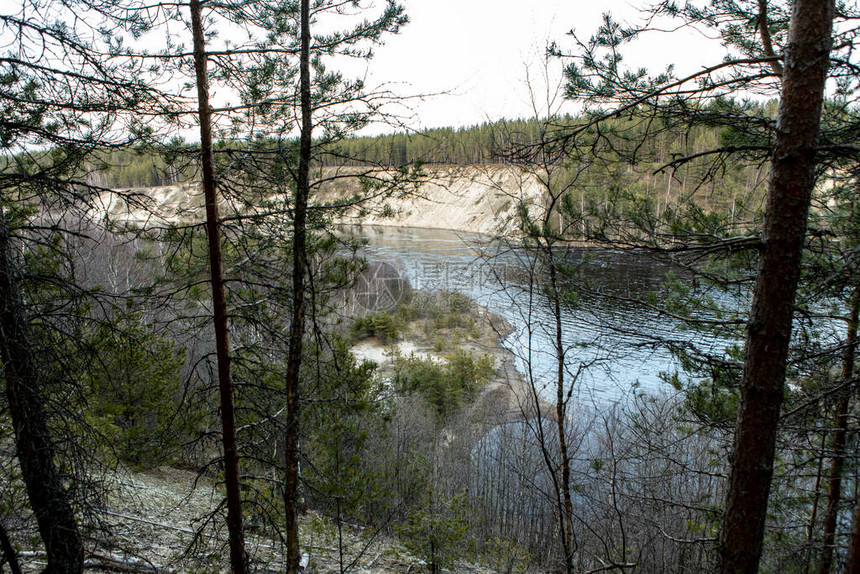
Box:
341;225;725;402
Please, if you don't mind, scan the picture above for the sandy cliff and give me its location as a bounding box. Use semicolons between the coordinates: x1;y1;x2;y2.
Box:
102;165;545;237
324;165;544;236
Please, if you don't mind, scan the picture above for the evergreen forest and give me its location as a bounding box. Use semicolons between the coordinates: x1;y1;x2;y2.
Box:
2;0;860;573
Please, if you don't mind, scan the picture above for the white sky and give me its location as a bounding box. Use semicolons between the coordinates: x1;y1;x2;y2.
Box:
356;0;728;132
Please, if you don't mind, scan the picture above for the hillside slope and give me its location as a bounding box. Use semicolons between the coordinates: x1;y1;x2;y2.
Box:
322;165;543;236
101;165;544;237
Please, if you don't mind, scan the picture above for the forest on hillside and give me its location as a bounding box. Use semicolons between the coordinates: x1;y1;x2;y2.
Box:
84;114;772;241
2;0;860;573
89;115;769;220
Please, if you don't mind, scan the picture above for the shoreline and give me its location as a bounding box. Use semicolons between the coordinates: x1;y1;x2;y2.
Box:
349;295;554;425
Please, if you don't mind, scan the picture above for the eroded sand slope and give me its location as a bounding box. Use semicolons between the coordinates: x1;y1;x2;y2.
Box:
101;165;545;237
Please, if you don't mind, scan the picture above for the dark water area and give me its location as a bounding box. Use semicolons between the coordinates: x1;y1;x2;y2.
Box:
341;225;734;403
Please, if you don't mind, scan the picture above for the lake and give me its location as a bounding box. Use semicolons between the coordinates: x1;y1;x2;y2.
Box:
343;225;735;403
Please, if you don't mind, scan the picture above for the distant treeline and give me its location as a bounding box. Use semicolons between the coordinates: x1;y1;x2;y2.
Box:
77;113;769;222
86;121;537;189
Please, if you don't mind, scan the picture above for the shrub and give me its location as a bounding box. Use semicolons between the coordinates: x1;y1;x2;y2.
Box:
393;351;495;418
351;311;403;344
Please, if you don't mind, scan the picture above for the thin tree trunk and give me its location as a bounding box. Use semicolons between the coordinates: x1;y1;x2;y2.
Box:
188;2;247;572
842;294;860;573
717;0;834;571
847;482;860;572
817;283;860;574
548;246;575;574
757;0;785;76
284;0;312;570
804;432;827;574
0;208;83;574
0;517;23;574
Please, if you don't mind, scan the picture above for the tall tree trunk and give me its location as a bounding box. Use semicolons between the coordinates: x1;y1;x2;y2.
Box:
847;484;860;572
284;0;312;571
842;292;860;573
0;208;83;574
0;519;22;574
804;432;827;574
817;283;860;574
188;2;247;572
717;0;834;571
547;243;575;574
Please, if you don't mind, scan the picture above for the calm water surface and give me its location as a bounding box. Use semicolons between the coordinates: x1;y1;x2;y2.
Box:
343;225;732;403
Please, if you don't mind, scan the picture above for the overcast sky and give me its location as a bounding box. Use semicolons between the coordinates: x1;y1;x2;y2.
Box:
356;0;727;131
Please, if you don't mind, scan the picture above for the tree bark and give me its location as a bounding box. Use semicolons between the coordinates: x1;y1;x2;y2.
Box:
847;483;860;572
284;0;312;571
188;1;247;572
843;288;860;573
548;244;575;574
0;517;23;574
804;432;827;574
0;208;83;574
717;0;834;571
817;283;860;574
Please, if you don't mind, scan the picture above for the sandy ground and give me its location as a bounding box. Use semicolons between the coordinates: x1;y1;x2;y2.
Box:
69;465;489;574
349;312;549;426
351;339;443;366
